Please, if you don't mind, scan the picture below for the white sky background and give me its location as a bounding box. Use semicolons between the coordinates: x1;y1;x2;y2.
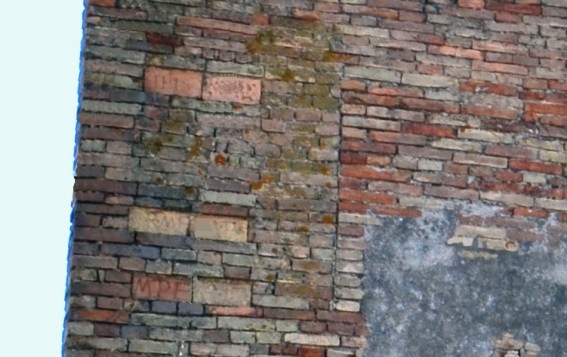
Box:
0;2;83;355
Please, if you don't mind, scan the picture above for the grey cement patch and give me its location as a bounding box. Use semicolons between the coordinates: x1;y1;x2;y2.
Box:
362;209;567;357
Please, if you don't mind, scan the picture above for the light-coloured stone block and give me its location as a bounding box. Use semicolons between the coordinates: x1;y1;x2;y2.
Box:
129;207;190;235
193;278;251;306
191;215;248;242
284;333;340;346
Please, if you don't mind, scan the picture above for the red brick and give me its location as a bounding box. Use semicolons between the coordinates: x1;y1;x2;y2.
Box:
368;86;423;97
132;274;191;302
473;41;524;54
206;306;262;316
472;61;528;75
369;131;427;145
292;9;320;21
404;123;455;138
462;105;517;120
341;165;412;182
339;201;368;213
145;67;202;97
203;76;262;105
485;1;541;15
495;12;521;23
251;13;269;25
525;103;567;116
495;171;523;182
88;0;115;6
458;0;485;9
317;310;364;324
343;92;399;107
74;309;129;324
459;81;517;96
340;189;396;204
509;159;563;175
146;32;183;47
340;152;368;164
270;345;298;355
430;46;483;60
400;98;460;113
417;34;445;45
341;80;366;92
298;347;325;357
200;203;250;218
341;140;397;154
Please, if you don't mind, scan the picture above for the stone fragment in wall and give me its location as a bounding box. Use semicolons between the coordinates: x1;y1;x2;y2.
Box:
190;215;248;243
128;207;190;235
193;278;251;306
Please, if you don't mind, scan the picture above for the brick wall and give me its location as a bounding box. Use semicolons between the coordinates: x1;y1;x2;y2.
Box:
66;0;567;356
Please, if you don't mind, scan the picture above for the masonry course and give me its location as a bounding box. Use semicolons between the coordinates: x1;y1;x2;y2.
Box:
67;0;566;356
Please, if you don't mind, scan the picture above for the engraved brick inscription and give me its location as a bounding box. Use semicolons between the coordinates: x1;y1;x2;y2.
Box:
144;67;202;97
133;274;191;302
203;76;261;104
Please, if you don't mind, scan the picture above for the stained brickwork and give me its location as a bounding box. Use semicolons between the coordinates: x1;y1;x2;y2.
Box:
67;0;566;356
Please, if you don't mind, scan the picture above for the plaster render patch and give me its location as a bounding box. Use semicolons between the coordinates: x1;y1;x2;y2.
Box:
363;208;567;356
129;207;190;235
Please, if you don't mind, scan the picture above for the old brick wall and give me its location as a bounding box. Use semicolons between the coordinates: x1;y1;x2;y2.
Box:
66;0;567;356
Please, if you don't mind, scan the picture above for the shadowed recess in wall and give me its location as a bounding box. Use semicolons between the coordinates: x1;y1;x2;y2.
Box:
362;209;567;357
